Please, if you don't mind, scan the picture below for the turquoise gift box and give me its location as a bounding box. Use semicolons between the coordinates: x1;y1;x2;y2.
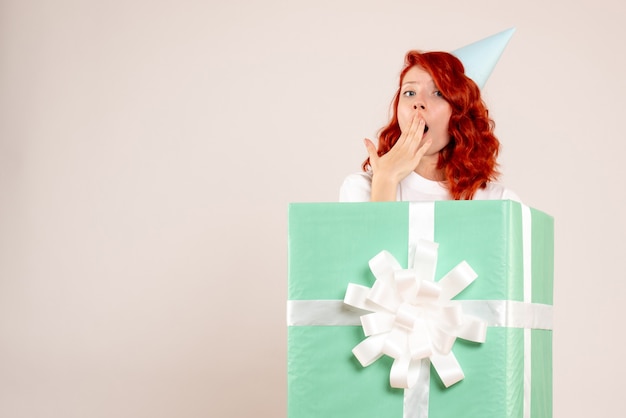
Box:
287;201;553;418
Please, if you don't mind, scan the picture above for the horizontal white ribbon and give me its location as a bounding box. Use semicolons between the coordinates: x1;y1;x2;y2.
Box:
287;299;553;329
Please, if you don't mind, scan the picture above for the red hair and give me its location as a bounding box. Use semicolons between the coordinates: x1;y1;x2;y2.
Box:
363;51;500;200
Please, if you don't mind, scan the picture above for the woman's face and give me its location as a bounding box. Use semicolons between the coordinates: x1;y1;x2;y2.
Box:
397;66;452;156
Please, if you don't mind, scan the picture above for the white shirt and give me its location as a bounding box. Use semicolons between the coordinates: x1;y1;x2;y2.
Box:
340;171;521;202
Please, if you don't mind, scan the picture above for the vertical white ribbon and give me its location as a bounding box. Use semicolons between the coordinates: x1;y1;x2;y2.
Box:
404;202;534;418
522;204;532;418
404;359;430;418
406;202;435;418
408;202;435;267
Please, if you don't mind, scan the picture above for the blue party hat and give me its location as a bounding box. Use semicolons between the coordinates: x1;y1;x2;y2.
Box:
452;28;515;88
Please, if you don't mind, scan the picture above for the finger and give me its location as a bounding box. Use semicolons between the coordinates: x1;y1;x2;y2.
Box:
406;117;426;152
364;138;378;163
399;114;422;146
414;137;432;162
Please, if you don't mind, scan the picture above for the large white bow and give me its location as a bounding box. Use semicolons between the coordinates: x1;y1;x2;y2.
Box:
343;239;487;389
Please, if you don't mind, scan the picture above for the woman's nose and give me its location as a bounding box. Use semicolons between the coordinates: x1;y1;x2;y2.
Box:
412;95;426;110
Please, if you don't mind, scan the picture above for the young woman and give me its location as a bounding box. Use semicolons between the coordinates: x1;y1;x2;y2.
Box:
340;50;519;202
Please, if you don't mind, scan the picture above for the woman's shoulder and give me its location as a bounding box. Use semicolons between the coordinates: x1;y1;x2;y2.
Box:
339;172;373;202
475;182;522;202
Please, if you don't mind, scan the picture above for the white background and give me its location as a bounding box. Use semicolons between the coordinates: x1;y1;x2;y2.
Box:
1;0;624;416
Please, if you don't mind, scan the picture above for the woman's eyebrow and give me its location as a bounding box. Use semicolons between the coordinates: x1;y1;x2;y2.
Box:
401;80;436;89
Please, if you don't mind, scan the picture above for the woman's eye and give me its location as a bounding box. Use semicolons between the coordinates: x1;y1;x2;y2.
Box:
433;90;444;98
402;91;415;97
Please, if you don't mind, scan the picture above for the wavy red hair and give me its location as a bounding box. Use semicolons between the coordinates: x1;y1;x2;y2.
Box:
363;51;500;200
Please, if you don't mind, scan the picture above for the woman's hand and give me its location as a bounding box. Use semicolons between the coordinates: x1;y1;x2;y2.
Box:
365;114;432;201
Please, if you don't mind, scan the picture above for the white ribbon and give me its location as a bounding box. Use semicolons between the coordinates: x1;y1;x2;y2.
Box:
522;204;533;418
343;240;486;389
287;299;552;329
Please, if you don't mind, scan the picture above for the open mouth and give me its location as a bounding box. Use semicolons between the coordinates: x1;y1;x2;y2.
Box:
424;125;429;134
